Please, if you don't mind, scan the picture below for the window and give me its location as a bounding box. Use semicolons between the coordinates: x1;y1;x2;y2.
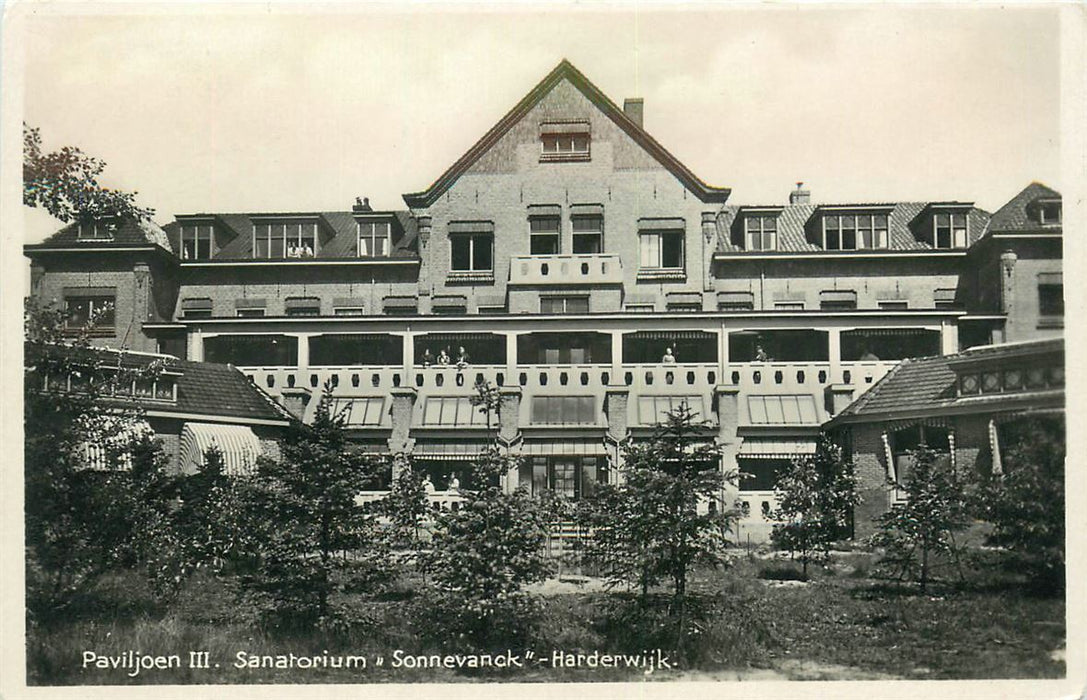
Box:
774;301;805;311
450;234;493;272
519;456;607;499
330;397;386;427
253;221;317;258
640;230;684;269
531;396;596;424
933;288;958;309
236;308;266;318
477;305;505;314
203;334;298;366
180;298;213;319
180;223;214;260
284;298;320;317
334;307;366;316
541;296;589;314
667;302;700;312
423;397;487;427
738;458;791;492
540;122;590;161
934;213;968;249
626;304;655;313
433;299;468;315
718;292;755;311
891;424;951;497
878;300;909;310
572;215;603;254
65;295;115;329
1039;284;1064;317
745;215;778;251
820;290;857;310
358;221;391;257
822;213;888;250
1037;201;1062;225
384;296;419;315
76;219;116;241
529;216;560;255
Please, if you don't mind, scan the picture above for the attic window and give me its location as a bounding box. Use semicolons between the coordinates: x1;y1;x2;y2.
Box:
77;219;116;241
1037;200;1062;226
745;215;778;251
822;213;889;250
540;121;590;162
180;222;214;260
253;220;318;259
358;220;391;257
934;213;968;249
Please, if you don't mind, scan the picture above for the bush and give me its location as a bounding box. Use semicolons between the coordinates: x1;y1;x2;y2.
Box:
757;564;808;581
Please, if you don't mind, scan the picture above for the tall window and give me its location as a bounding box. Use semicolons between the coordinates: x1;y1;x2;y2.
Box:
745;215;777;251
891;424;951;497
1037;201;1062;225
358;221;390;257
1039;283;1064;317
529;216;560;255
934;213;968;249
65;295;115;329
450;234;493;272
253;221;317;258
823;213;888;250
180;223;214;260
572;215;603;254
541;296;589;314
639;230;684;269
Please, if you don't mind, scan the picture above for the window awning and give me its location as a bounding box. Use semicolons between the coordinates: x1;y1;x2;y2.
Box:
746;395;821;425
1038;272;1062;285
570;204;604;217
527;204;561;217
718;291;754;302
77;416;154;471
284;297;319;309
540;121;590;135
235;298;267;309
413;439;495;460
416;332;499;341
432;295;468;307
820;290;857;302
181;298;213;310
626;330;716;341
326;397;386;427
739;437;818;458
333;297;367;307
934;288;957;302
666;292;703;305
638;217;685;230
180;422;263;476
522;439;608;456
843;328;935;337
448;221;494;234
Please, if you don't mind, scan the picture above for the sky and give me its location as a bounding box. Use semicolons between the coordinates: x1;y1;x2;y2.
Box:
15;4;1064;244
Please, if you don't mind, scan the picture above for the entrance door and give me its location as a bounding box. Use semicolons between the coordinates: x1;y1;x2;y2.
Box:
551;460;578;499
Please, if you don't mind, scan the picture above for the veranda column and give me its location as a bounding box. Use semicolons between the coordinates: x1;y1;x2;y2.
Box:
387;387;418;478
714;384;741;514
827;328;842;381
604;385;630;485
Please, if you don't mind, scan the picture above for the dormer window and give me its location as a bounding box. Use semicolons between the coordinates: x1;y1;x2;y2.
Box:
253;220;318;259
1037;199;1062;225
77;218;116;241
822;213;889;250
934;213;968;249
540;121;590;162
180;222;214;260
358;220;391;257
745;215;778;251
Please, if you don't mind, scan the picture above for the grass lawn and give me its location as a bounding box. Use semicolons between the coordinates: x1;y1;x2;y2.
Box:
26;550;1065;684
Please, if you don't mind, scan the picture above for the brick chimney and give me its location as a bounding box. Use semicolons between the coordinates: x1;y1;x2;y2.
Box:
623;98;644;128
789;181;810;205
352;196;372;213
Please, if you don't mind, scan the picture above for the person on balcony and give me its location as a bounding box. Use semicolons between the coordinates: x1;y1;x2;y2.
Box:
662;346;676;364
859;345;880;361
437;348;450;366
448;473;460;492
423;475;436;495
754;343;771;362
421;348;434;367
456;346;470;369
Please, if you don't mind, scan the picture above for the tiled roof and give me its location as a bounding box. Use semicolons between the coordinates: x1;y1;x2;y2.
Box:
31;217;173;253
988;182;1061;233
162;210;418;261
828;337;1064;425
715;203;990;254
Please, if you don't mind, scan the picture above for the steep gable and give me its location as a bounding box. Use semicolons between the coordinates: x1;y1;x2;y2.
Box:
989;182;1061;233
402;59;730;208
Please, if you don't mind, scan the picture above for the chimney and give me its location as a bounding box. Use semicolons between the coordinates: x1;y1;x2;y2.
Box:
789;181;810;205
623;98;644;128
353;196;373;213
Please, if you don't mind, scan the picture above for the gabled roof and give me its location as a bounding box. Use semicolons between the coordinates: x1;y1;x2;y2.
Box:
714;202;990;254
26;217;173;254
402;59;731;208
162;210;418;261
988;182;1061;233
826;337;1064;427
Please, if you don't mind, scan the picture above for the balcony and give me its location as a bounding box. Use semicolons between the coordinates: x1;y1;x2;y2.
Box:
508;254;623;286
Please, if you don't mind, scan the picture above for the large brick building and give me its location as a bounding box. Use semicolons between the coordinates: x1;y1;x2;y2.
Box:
24;60;1064;536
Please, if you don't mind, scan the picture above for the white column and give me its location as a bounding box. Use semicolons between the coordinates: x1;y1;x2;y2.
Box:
610;330;623;378
505;332;518;377
828;328;842;378
189;330;205;362
941;321;959;355
296;333;309;370
402;329;415;382
718;320;728;380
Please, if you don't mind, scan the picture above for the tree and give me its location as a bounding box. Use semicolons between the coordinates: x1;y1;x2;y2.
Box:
973;417;1065;594
419;445;552;649
24;300;178;618
243;383;388;625
871;446;969;592
770;436;860;578
23;122;154;222
381;456;431;575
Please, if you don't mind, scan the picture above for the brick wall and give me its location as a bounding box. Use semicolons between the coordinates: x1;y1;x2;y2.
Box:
850;424;892;538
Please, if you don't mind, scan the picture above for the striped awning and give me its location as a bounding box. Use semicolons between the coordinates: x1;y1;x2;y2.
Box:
739;438;818;458
522;439;608;456
666;292;703;305
820;290;857;302
180;422;263;476
626;330;716;341
746;395;821;425
842;328;936;337
570;204;604;217
413;439;495;460
527;204;561;217
181;297;212;310
235;298;267;309
638;217;685;230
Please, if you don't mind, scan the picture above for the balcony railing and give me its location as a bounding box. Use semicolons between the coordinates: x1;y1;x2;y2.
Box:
508;254;624;286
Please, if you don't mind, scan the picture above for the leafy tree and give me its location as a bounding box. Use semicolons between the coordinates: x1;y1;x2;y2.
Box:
583;403;739;665
469;377;502;430
973;417;1065;594
871;446;969;592
770;436;860;578
24;300;177;618
23;123;154;222
243;383;388;625
420;445;552;649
